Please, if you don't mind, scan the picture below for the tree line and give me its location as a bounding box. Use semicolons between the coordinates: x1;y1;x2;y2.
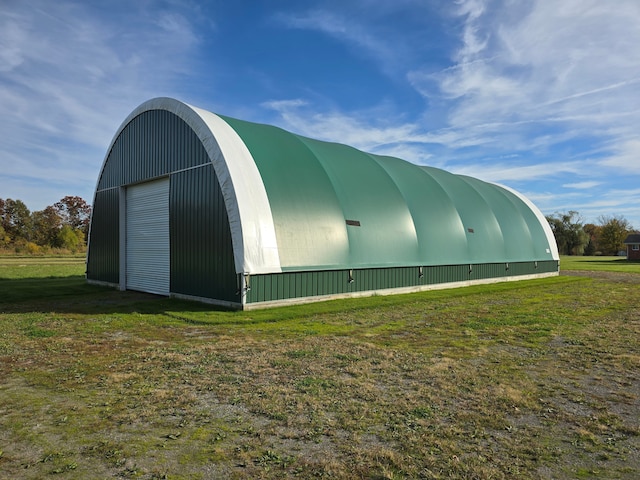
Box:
0;196;635;257
546;211;635;256
0;196;91;254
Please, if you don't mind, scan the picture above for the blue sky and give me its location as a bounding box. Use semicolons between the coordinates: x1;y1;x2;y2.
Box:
1;0;639;229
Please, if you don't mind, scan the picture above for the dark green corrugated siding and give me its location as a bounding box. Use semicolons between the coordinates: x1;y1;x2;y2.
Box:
170;167;238;302
97;110;209;190
86;188;119;284
245;261;559;304
88;109;237;303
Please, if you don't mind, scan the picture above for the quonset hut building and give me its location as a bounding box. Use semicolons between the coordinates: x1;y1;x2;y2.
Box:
87;97;559;309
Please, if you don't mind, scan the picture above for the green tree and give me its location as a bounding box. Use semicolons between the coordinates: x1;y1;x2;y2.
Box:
31;206;63;247
598;215;632;255
0;223;8;247
0;198;32;243
0;199;7;247
54;196;91;236
546;211;589;255
56;225;84;252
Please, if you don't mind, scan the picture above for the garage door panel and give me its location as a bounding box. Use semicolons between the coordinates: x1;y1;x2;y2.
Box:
126;178;170;295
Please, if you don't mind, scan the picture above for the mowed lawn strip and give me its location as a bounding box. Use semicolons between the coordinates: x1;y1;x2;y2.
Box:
0;256;638;479
560;255;640;273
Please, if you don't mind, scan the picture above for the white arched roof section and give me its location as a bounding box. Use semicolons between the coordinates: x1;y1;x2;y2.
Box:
98;97;281;275
187;103;281;274
496;183;560;260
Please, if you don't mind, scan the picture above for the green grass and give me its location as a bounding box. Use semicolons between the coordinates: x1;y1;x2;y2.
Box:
561;255;640;273
0;256;638;479
0;255;100;304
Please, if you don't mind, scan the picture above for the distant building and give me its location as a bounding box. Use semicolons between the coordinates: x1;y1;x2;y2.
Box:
624;233;640;260
87;98;559;309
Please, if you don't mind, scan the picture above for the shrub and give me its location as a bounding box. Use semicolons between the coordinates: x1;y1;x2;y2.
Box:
56;225;84;253
26;242;41;254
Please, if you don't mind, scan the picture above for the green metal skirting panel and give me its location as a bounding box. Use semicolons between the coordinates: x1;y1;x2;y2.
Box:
245;260;559;304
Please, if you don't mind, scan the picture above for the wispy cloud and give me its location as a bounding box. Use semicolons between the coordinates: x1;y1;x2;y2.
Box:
598;139;640;174
448;160;585;184
530;185;640;228
270;2;640;165
262;99;425;153
454;0;489;62
274;10;389;58
0;0;203;209
261;99;309;111
271;7;413;75
563;181;601;190
412;0;640;147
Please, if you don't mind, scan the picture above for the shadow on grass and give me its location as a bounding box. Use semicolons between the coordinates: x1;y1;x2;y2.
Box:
0;275;383;325
0;275;228;315
0;273;591;330
0;273;413;324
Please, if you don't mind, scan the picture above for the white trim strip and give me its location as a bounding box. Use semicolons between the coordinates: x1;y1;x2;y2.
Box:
188;105;281;275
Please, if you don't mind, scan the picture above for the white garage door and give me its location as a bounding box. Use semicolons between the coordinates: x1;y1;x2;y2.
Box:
126;178;170;295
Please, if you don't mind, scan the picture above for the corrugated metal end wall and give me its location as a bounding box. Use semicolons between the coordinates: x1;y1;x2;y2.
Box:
86;110;238;304
87;188;119;284
170;167;237;301
245;260;559;305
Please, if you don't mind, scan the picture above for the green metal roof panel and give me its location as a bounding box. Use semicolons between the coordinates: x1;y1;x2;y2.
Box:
220;116;351;270
220;113;558;271
297;137;420;267
491;181;555;259
421;166;506;263
372;157;468;265
457;175;533;261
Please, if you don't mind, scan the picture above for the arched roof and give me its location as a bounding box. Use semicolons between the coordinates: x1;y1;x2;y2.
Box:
97;97;559;275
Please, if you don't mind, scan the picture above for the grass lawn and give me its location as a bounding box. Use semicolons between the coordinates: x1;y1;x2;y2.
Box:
0;256;638;479
561;255;640;273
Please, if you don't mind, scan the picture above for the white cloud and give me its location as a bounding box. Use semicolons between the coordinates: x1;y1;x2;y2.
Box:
528;185;640;228
261;99;308;111
409;0;640;156
562;181;601;189
272;8;407;75
274;10;391;59
0;0;203;209
454;0;489;62
598;139;640;174
448;160;584;184
262;98;424;151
